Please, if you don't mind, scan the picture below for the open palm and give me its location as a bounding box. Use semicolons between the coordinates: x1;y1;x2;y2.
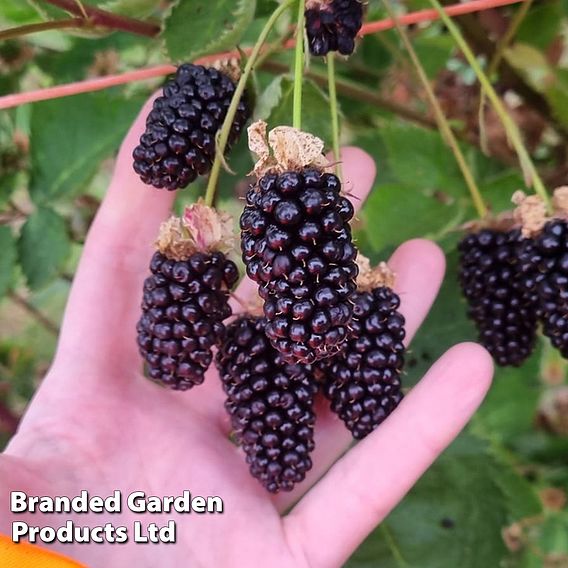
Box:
0;100;493;568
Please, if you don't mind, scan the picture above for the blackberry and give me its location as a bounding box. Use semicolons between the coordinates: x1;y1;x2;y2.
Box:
517;219;568;357
216;315;317;493
458;228;538;366
132;64;250;190
240;168;358;364
137;204;239;389
316;262;405;439
305;0;364;56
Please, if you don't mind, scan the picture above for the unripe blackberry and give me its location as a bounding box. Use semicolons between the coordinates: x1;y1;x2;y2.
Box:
516;219;568;357
216;315;317;493
133;64;250;190
316;260;405;439
458;227;538;366
240;168;358;364
137;204;239;389
305;0;364;56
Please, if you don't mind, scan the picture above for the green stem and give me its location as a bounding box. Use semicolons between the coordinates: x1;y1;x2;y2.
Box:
327;53;342;178
383;0;488;218
479;0;533;152
203;0;295;207
293;0;305;129
427;0;551;211
0;18;87;41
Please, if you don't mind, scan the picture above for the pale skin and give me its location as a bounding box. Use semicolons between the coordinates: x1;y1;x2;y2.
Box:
0;99;494;568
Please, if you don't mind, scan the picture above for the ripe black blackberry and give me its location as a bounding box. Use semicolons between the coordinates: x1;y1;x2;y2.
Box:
316;261;405;439
458;227;538;366
216;315;317;493
137;204;239;389
305;0;364;56
240;168;358;365
516;218;568;357
132;64;250;190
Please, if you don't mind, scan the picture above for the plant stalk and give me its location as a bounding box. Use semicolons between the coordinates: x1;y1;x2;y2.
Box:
427;0;551;211
383;0;488;218
293;0;306;130
327;53;342;178
203;0;295;207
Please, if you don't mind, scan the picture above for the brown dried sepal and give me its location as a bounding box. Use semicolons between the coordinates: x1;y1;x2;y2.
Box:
156;200;234;260
248;120;331;178
356;254;395;292
512;191;548;238
209;57;241;83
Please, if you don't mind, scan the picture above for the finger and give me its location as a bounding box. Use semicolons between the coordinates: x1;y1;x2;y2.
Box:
274;238;446;510
283;342;493;567
53;95;177;376
185;147;378;427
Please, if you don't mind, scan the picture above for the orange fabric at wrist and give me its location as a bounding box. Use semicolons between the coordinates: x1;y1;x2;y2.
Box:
0;535;87;567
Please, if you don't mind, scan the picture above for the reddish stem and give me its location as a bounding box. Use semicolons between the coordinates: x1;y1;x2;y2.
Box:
41;0;159;37
0;0;524;110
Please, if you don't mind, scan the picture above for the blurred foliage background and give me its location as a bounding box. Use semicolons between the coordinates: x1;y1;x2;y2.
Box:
1;0;568;565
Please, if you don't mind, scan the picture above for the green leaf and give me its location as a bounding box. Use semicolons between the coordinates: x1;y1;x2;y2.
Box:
0;226;16;300
17;207;70;290
101;0;161;18
29;91;145;203
360;182;464;253
517;1;563;50
347;434;510;568
264;77;335;148
472;348;542;446
163;0;256;62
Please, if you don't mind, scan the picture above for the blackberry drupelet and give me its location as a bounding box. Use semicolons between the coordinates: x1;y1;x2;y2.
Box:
137;204;239;389
458;228;538;366
316;262;405;439
517;219;568;357
240;168;359;365
133;64;250;190
216;316;317;493
305;0;364;56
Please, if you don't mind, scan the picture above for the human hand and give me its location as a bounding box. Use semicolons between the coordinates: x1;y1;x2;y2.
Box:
0;99;493;568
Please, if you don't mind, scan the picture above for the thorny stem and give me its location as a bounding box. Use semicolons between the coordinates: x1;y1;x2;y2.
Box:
327;53;342;179
478;0;534;153
0;18;87;41
203;0;295;207
293;0;306;130
428;0;551;212
383;0;488;218
40;0;159;37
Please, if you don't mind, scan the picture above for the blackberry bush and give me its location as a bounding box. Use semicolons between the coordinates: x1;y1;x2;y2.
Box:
216;315;318;493
316;259;405;439
458;225;538;366
305;0;364;56
137;203;239;389
241;124;358;364
132;64;250;190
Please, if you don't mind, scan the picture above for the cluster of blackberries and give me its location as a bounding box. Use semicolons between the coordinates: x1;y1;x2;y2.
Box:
136;250;239;390
517;219;568;358
240;169;358;364
132;64;250;190
316;285;406;439
216;316;318;493
305;0;364;56
458;228;538;367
